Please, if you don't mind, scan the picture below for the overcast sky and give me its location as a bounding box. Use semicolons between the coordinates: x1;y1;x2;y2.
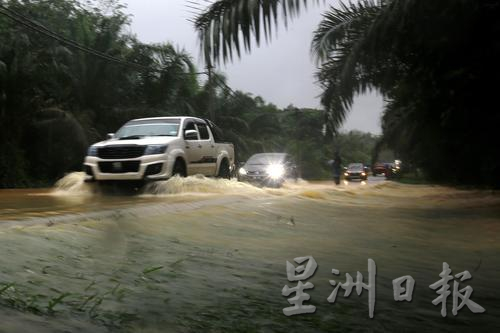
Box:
121;0;383;134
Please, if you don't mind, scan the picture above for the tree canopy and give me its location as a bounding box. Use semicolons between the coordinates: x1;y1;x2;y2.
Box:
195;0;500;186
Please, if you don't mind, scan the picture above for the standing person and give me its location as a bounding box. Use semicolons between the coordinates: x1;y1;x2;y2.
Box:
332;152;342;185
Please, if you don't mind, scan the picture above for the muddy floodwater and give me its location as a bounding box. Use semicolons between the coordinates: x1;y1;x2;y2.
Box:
0;173;499;332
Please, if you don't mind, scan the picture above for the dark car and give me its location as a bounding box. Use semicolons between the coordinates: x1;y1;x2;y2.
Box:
238;153;298;187
385;160;402;179
372;162;387;176
344;163;368;181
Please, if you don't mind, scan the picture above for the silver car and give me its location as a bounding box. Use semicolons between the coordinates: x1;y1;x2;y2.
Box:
237;153;298;188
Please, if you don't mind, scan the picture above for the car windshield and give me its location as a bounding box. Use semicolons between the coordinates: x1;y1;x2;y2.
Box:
348;163;364;171
247;153;287;165
115;119;180;139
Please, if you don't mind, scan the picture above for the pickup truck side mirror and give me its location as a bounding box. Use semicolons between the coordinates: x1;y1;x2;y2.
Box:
106;133;115;140
184;129;198;140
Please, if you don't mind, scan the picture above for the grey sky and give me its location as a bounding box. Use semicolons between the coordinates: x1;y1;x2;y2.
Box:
121;0;383;134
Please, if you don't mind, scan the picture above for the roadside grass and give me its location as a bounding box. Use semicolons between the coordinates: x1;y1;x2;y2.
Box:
0;270;148;329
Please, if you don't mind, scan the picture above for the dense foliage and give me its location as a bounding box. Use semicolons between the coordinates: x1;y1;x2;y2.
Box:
0;0;198;186
0;0;375;187
196;0;500;187
312;0;500;186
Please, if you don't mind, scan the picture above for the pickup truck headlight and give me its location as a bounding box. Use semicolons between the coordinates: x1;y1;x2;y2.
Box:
87;146;97;157
144;144;167;155
239;167;247;175
267;164;285;179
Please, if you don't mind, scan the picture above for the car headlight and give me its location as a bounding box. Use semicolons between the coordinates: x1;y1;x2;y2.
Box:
267;164;285;179
87;146;97;157
344;172;349;176
144;144;168;155
361;172;366;176
239;167;247;175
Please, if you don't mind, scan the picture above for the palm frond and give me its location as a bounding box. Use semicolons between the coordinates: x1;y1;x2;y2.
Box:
311;0;382;62
195;0;315;65
312;1;386;130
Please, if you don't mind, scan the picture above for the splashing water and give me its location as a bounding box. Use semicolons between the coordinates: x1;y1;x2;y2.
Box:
52;172;269;197
51;172;375;199
52;172;94;195
51;171;431;207
142;174;264;196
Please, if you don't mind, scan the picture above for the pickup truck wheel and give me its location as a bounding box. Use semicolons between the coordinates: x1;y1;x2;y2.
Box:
172;159;186;177
217;159;230;179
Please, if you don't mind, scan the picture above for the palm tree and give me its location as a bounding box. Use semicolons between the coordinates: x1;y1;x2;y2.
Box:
195;0;500;186
194;0;386;129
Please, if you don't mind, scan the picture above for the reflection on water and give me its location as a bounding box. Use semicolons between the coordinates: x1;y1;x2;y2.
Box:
0;172;156;221
0;188;155;221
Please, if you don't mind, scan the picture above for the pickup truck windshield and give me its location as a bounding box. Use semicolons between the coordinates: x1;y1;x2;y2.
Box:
115;122;180;139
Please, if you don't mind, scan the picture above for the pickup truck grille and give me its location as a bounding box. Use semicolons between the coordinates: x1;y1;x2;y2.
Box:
98;161;140;173
97;145;145;159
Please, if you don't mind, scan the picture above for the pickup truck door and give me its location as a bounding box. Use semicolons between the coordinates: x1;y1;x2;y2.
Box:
195;121;217;175
183;120;204;175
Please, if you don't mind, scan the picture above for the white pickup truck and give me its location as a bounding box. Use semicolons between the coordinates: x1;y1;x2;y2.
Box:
83;117;235;183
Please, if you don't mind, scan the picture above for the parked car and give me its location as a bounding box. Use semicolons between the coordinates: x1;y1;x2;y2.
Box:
344;163;368;181
83;117;235;185
238;153;298;188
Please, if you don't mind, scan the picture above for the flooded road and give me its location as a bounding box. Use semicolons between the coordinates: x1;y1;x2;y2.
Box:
0;174;499;332
0;173;378;223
